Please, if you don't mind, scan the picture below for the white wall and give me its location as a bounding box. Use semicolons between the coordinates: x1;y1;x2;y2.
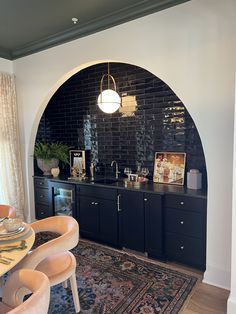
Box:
0;57;13;73
227;75;236;313
13;0;236;290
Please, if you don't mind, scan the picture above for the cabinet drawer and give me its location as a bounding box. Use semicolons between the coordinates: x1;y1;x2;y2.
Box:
34;178;48;188
79;185;117;200
166;232;205;269
165;194;206;213
165;208;203;238
35;188;49;204
35;203;52;219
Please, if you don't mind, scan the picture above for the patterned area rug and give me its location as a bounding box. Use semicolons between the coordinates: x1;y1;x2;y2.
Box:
34;233;198;314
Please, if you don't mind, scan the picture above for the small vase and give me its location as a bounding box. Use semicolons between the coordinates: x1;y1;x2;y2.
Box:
51;167;60;177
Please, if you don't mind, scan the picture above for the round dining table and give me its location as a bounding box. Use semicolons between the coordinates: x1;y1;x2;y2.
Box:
0;224;35;277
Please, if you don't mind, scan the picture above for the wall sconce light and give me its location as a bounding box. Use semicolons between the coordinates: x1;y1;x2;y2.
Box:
97;63;121;114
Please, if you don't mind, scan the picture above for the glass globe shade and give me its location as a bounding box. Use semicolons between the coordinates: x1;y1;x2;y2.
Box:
97;89;121;114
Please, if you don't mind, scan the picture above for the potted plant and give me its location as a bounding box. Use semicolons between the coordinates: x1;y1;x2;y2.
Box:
34;142;70;175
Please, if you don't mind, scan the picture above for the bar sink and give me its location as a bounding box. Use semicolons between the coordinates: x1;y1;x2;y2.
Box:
93;178;118;185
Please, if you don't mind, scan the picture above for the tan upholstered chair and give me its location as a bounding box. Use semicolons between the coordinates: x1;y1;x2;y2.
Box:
15;216;80;313
0;269;50;314
0;205;16;218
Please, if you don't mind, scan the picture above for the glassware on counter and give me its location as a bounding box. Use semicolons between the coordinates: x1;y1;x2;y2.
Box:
141;167;149;178
124;167;132;177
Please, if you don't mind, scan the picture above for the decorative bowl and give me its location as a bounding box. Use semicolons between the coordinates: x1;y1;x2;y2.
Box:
3;218;23;232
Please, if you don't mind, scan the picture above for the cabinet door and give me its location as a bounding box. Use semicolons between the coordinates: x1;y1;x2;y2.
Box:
35;187;49;205
119;190;144;252
99;199;118;246
144;193;163;258
165;233;204;269
35;203;53;219
79;196;99;239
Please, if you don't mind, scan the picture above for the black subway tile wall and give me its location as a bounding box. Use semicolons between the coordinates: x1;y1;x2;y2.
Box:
36;62;207;186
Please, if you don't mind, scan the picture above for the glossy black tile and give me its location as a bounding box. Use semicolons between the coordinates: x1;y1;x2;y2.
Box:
36;62;207;187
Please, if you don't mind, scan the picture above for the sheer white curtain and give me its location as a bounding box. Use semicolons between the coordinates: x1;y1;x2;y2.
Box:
0;72;25;218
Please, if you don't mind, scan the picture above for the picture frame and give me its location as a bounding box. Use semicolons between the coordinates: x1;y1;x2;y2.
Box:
69;150;86;177
128;173;138;182
153;152;186;185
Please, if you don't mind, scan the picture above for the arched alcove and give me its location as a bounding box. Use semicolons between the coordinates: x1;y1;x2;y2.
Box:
33;62;207;187
17;1;235;290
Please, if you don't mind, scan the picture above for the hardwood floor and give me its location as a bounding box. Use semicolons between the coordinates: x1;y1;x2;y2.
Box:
182;282;229;314
117;248;230;314
143;258;229;314
170;262;230;314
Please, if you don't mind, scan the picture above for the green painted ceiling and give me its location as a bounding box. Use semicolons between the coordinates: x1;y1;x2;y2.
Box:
0;0;189;60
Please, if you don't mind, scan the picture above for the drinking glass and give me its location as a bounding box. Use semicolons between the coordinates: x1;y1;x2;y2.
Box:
141;167;149;178
124;167;131;177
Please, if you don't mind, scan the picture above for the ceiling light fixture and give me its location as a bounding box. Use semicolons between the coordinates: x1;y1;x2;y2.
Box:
97;63;121;114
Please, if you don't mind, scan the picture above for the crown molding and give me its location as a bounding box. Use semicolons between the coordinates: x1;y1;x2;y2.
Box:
6;0;189;60
0;47;12;60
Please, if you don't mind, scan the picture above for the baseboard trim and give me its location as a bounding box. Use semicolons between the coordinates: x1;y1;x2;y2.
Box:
227;295;236;314
203;264;230;290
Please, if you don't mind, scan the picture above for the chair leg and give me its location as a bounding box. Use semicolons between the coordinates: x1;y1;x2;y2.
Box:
63;280;68;289
0;276;4;297
69;272;80;313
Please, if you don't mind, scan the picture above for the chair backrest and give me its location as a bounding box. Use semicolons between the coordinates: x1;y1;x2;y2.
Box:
15;216;79;270
2;269;50;314
0;205;16;218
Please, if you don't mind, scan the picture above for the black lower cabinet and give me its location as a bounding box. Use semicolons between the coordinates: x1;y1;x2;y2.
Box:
144;193;164;258
78;186;118;247
99;198;118;246
119;190;144;252
165;233;204;269
34;177;52;219
79;195;99;239
164;194;207;270
34;176;207;271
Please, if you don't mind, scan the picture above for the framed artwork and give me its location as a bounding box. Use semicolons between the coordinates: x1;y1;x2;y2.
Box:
153;152;186;185
128;173;138;182
69;150;86;177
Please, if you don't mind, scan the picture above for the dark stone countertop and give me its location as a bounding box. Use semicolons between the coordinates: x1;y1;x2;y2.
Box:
34;174;207;199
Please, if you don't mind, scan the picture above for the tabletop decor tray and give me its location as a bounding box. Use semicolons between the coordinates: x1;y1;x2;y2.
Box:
124;178;148;187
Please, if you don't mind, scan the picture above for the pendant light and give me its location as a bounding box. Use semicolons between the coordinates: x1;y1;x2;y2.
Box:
97;63;121;114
